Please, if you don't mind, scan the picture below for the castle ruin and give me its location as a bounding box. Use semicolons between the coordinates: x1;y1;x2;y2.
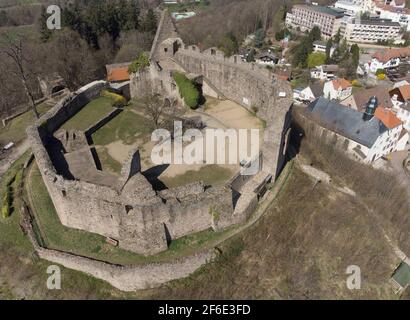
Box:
27;11;292;258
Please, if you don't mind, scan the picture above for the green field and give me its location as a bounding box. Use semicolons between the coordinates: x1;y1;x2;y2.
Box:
0;103;50;145
91;108;151;146
95;146;122;175
61;97;116;131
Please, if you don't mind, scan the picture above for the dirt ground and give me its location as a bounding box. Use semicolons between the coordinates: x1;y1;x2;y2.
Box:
103;99;264;185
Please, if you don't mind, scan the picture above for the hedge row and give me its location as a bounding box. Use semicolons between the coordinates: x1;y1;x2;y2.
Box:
172;72;200;109
101;90;127;108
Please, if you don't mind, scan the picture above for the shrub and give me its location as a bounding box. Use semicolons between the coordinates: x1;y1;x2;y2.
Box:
351;79;361;87
128;53;150;73
2;187;11;219
172;72;200;109
101;90;127;107
377;73;386;80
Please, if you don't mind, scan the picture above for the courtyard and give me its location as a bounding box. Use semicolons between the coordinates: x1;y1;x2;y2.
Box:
67;95;267;190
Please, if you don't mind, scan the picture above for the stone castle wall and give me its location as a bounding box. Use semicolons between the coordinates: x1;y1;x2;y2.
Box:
20;203;215;291
28;81;239;256
25;9;294;289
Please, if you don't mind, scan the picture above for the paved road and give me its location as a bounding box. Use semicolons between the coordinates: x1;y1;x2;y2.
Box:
0;139;30;178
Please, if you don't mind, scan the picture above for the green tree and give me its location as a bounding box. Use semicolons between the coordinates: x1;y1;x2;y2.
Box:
307;52;326;68
128;52;150;73
38;6;52;43
125;0;140;30
275;28;290;41
309;26;321;42
254;28;266;48
334;28;342;45
142;9;157;33
103;2;121;43
325;38;333;63
351;43;360;69
246;49;255;62
218;32;238;57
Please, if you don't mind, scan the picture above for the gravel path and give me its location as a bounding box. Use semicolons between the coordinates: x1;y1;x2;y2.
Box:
0;139;30;179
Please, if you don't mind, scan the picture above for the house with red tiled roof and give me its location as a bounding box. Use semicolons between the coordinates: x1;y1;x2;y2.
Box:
375;107;402;129
323;78;352;100
369;46;410;73
106;62;131;82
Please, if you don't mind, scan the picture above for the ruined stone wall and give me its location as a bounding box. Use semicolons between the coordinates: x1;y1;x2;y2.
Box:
174;47;277;118
20;203;215;291
171;46;292;177
28;81;238;256
27;81;125;242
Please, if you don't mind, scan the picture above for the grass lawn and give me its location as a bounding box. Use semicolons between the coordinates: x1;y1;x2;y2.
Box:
91;109;152;146
0;152;33;254
161;165;234;189
0;103;50;145
95;146;122;175
61;97;116;131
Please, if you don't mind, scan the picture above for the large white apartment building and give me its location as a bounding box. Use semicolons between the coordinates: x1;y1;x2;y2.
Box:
342;17;402;43
285;5;345;38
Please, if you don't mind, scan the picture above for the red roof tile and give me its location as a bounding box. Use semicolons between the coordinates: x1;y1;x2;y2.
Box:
375;107;402;129
107;66;130;82
332;78;351;90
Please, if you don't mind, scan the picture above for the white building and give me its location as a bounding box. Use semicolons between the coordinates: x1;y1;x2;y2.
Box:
368;46;410;73
313;41;336;56
342;18;402;44
255;52;279;65
311;64;339;80
285;5;345;38
324;78;353;100
306;97;406;163
293;82;324;103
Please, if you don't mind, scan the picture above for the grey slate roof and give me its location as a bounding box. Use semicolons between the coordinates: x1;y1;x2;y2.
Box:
305;97;389;148
309;82;324;98
301;5;345;18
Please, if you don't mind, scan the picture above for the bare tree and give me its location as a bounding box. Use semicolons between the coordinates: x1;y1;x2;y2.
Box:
0;34;39;118
43;30;101;91
142;94;177;130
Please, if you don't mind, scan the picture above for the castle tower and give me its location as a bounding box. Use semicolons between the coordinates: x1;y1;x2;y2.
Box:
363;96;378;121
